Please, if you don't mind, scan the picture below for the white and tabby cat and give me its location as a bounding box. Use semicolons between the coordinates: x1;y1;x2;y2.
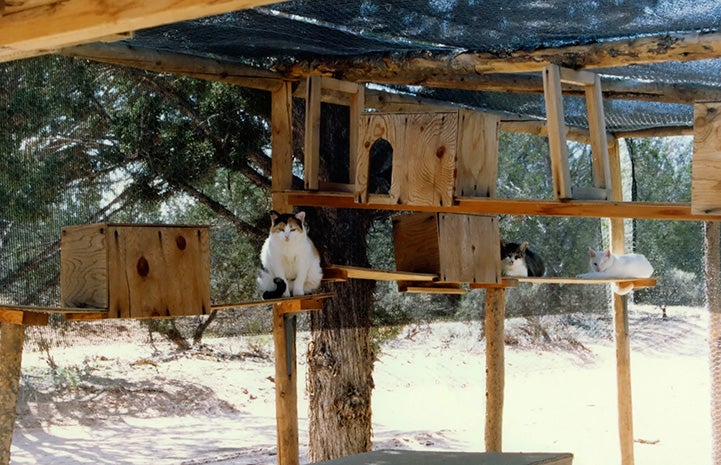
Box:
257;210;323;299
500;240;545;277
577;247;654;295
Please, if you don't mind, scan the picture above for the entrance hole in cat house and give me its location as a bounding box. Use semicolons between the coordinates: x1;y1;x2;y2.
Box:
368;138;393;195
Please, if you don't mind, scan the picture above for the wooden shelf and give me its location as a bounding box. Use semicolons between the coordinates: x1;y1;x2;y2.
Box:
323;265;437;282
0;293;337;325
286;191;721;221
210;292;335;315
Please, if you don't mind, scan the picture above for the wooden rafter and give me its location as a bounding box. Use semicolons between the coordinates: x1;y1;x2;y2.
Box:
0;0;279;63
286;30;721;80
63;42;284;91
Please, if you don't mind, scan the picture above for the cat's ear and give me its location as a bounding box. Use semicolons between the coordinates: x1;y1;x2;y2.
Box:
588;247;596;256
500;240;506;247
603;249;611;258
295;211;306;223
269;210;279;223
520;241;528;252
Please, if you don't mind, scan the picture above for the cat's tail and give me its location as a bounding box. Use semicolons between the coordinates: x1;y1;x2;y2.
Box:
613;282;634;296
258;268;287;299
262;277;287;300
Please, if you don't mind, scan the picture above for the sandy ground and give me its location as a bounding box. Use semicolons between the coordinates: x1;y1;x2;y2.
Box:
9;305;712;465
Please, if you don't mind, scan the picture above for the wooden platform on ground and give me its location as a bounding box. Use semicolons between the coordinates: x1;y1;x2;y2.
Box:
313;450;573;465
0;293;336;325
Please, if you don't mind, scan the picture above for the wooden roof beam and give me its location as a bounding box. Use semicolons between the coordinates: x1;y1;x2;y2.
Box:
0;0;279;63
287;30;721;77
62;42;285;92
284;31;721;99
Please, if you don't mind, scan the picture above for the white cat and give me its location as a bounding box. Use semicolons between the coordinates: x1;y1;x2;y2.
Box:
577;247;654;295
257;210;323;298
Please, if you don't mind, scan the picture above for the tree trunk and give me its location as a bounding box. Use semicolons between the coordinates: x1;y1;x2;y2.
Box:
705;221;721;465
306;101;376;461
307;275;374;461
0;324;25;465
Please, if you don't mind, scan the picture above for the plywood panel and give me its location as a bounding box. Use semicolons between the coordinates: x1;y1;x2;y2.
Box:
108;225;210;318
392;213;441;274
60;223;108;309
61;223;210;319
358;112;457;206
693;102;721;215
438;213;500;283
456;109;499;198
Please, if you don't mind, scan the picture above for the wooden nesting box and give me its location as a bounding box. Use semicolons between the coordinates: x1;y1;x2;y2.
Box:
392;212;500;284
355;109;499;206
692;102;721;215
61;223;210;319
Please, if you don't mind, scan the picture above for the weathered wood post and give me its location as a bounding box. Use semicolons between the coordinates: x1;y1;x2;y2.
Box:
272;302;300;465
485;287;505;452
0;323;25;465
609;138;635;465
705;221;721;465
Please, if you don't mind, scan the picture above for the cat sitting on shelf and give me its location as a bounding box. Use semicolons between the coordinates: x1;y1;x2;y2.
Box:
576;247;654;295
500;240;545;277
257;210;323;299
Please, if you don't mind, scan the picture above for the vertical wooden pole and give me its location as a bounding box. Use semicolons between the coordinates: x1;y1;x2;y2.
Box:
271;81;293;212
542;64;572;200
705;221;721;465
0;323;25;465
304;76;322;191
585;75;612;192
273;304;299;465
608;138;635;465
485;288;505;452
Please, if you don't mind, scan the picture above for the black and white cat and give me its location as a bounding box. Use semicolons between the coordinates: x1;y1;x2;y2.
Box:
257;210;323;299
577;247;653;295
500;240;545;277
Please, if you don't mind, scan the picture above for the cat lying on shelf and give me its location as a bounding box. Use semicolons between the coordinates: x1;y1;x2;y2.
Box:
577;247;654;295
500;240;545;277
257;210;323;299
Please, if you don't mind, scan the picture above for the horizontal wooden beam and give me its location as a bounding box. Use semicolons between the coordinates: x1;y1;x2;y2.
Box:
285;191;721;221
0;309;48;326
210;292;335;311
62;43;285;92
0;0;278;63
286;30;721;80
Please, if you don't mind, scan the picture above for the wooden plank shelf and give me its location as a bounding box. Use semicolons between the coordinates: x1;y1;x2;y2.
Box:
323;265;437;282
0;293;336;325
0;304;108;325
286;191;721;221
470;276;657;291
210;292;335;315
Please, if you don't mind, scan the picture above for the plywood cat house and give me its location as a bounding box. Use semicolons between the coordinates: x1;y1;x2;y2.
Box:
60;223;211;318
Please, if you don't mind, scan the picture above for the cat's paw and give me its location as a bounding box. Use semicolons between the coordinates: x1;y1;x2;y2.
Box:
292;287;305;297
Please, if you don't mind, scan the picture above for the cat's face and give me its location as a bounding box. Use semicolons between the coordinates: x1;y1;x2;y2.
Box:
500;241;527;275
269;210;306;242
588;248;612;272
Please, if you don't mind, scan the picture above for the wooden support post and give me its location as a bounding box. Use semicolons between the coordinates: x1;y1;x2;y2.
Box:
585;74;612;192
705;221;721;465
542;65;572;200
484;288;505;452
608;138;635;465
0;323;24;465
272;303;299;465
272;81;294;212
304;76;322;191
